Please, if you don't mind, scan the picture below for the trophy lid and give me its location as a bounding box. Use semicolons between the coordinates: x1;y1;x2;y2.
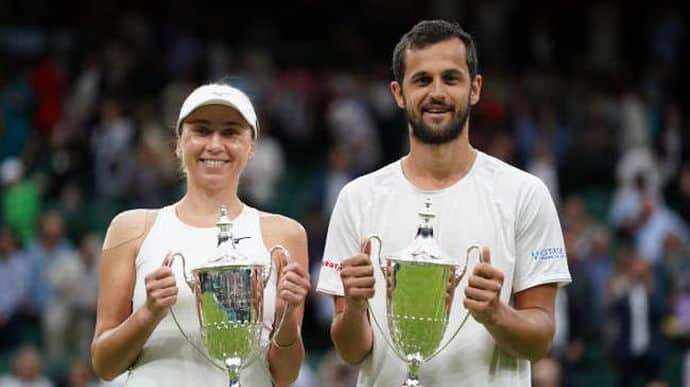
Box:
390;198;454;265
190;205;263;271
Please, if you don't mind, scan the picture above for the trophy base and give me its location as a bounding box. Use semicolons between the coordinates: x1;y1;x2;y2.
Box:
402;353;423;387
226;357;241;387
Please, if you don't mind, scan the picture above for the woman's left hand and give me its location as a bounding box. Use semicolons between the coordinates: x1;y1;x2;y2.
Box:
277;253;311;307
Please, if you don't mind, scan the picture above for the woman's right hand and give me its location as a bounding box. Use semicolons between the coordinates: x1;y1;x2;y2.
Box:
143;253;178;320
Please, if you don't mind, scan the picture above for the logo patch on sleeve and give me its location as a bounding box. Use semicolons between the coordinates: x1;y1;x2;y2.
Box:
322;259;342;272
531;247;566;261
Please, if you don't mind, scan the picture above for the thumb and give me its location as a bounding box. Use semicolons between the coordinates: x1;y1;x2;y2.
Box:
361;238;372;256
280;250;289;271
162;251;173;267
480;246;491;265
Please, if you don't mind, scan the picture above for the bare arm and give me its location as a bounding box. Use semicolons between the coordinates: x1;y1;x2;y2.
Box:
330;241;375;365
464;247;557;361
262;214;311;386
91;210;178;380
331;294;373;365
481;285;556;361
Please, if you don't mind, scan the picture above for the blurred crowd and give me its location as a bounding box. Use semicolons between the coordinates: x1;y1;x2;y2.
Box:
1;2;689;386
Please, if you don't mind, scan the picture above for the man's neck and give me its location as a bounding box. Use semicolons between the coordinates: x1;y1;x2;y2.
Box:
402;129;477;191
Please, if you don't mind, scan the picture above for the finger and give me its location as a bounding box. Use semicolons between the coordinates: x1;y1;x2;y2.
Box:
158;294;178;307
281;264;311;280
473;263;504;282
341;254;372;268
145;267;174;283
282;274;312;290
279;285;309;300
467;275;502;292
151;276;178;290
279;280;309;297
150;286;179;299
283;262;309;278
464;286;496;302
151;266;177;280
346;288;375;299
340;265;374;278
146;279;177;296
463;298;485;313
481;246;491;264
279;278;309;295
343;277;376;289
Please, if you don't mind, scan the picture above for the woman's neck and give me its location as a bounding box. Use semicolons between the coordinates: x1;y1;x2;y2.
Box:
175;185;243;227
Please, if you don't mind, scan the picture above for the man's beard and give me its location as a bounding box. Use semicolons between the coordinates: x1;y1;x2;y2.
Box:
407;98;472;145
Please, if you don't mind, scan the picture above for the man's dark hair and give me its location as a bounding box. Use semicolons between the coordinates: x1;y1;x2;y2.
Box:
392;20;478;85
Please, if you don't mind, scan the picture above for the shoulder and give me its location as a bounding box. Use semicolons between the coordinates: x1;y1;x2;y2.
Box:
476;152;551;198
258;212;308;266
102;209;159;250
476;152;540;185
338;160;401;201
258;212;306;243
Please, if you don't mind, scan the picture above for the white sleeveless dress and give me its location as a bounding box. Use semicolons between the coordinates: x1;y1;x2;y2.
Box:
124;205;276;386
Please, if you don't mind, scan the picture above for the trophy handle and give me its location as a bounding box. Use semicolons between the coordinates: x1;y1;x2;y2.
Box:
363;235;409;363
453;244;485;288
366;234;384;272
170;252;195;291
427;244;486;362
167;253;225;372
269;245;292;349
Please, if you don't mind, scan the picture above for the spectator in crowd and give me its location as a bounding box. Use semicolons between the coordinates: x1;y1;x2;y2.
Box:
667;163;690;225
0;64;33;160
90;97;135;200
0;344;54;387
0;227;31;351
63;357;99;387
532;357;562;387
0;158;41;246
239;121;286;209
39;232;101;359
24;210;77;359
608;246;669;387
585;228;615;338
325;74;382;174
311;145;355;216
552;230;593;387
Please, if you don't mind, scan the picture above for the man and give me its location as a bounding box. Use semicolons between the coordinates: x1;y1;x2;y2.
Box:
316;20;572;386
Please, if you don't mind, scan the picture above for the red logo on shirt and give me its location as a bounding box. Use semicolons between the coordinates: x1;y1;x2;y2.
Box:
322;259;342;272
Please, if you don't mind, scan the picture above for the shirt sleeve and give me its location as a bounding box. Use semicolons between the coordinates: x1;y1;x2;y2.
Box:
316;183;361;296
513;178;572;292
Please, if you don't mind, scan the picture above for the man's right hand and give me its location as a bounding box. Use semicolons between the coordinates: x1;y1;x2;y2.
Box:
339;241;376;311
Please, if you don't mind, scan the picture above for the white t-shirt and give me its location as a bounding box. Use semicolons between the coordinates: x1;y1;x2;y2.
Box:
317;152;571;387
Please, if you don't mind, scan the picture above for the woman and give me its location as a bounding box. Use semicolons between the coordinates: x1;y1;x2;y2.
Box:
91;83;311;386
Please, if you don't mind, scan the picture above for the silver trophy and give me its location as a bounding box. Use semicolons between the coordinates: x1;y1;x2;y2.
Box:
170;206;290;387
367;198;485;387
